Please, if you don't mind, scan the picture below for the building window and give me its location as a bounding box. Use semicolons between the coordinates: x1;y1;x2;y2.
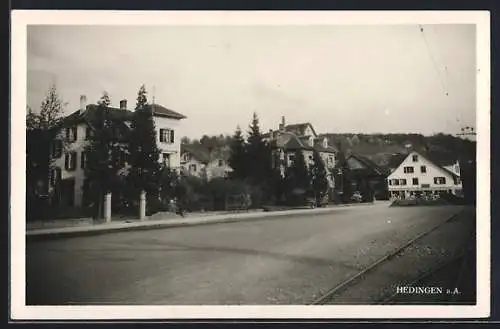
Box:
412;155;418;162
159;128;174;143
453;177;461;185
49;167;62;187
421;184;430;188
190;164;197;172
403;166;414;173
392;179;400;186
64;152;77;171
412;178;419;185
218;159;224;167
434;177;446;185
420;165;427;173
65;126;77;142
399;179;407;186
118;151;128;167
288;154;295;166
388;180;393;186
81;151;86;169
163;153;171;167
51;139;63;159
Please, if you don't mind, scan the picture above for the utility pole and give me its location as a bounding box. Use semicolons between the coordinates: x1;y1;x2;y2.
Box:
456;126;476;205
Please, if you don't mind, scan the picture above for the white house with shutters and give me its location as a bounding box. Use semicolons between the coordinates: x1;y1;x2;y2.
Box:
387;150;462;199
47;95;186;208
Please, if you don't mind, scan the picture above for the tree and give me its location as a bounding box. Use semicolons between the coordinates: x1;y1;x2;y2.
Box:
26;85;67;221
158;165;179;207
127;85;161;202
334;140;352;203
228;125;247;179
246;112;270;184
284;149;310;204
84;92;127;220
310;149;328;204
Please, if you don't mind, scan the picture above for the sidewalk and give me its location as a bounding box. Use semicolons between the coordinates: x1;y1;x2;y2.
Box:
26;201;388;241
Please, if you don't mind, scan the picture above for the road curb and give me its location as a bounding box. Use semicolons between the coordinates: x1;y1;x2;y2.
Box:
26;204;376;242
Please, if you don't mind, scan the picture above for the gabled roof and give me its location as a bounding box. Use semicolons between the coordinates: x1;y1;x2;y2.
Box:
313;138;338;153
285;122;317;137
389;150;460;179
181;145;210;164
60;102;186;132
347;153;388;176
386;153;408;169
148;104;187;120
181;144;230;165
268;131;313;151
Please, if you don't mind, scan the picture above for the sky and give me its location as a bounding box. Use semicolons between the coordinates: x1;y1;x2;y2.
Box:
27;24;476;139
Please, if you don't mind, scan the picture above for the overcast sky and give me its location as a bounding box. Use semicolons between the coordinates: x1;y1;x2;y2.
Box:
27;24;476;139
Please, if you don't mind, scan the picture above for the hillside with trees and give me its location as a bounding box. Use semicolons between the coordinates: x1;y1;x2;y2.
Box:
183;132;475;171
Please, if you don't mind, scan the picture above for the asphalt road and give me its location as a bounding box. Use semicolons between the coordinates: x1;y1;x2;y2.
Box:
26;203;469;305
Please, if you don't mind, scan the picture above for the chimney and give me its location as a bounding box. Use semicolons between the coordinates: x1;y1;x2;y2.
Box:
269;129;274;140
79;95;87;113
279;116;286;131
120;99;127;110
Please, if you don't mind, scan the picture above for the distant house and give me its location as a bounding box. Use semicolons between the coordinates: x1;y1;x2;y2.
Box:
345;154;389;201
387;150;462;199
46;95;186;208
263;117;337;199
180;144;233;180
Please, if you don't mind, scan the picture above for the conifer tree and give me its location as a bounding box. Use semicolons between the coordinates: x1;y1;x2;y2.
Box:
128;85;161;199
228;125;247;180
246;112;269;184
84;92;127;219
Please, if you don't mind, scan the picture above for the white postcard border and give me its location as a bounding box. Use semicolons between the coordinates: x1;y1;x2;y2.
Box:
10;10;491;320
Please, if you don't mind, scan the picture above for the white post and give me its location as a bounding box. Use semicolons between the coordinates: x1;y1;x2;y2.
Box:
140;190;146;221
104;192;112;223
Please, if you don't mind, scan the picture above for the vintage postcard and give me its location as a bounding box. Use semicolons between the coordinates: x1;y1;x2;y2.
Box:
10;10;490;320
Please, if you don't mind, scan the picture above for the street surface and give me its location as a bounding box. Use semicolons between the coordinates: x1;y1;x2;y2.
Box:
26;203;471;305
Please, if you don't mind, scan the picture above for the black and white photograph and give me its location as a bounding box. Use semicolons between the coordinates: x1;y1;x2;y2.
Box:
10;10;490;320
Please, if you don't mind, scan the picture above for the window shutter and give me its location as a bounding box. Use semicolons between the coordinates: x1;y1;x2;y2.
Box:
170;130;175;143
159;129;164;142
73;127;78;141
51;167;61;186
81;152;86;169
65;153;69;170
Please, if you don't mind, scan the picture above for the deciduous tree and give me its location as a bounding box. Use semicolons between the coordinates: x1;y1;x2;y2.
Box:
310;149;328;204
